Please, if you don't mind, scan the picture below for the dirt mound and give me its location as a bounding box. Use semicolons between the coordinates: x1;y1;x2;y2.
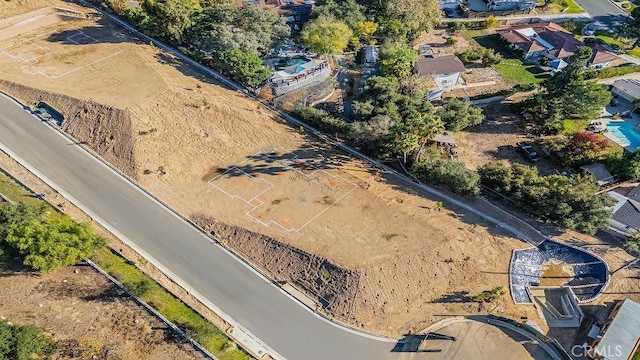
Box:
0;79;137;178
191;214;360;321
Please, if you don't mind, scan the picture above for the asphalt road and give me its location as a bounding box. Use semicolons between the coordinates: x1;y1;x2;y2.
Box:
572;0;628;28
0;94;398;360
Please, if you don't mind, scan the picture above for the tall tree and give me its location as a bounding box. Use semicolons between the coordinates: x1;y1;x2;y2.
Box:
379;42;418;77
522;47;611;131
302;16;353;54
383;0;440;41
213;49;270;87
190;4;290;55
437;98;484;131
313;0;366;30
623;7;640;48
141;0;201;44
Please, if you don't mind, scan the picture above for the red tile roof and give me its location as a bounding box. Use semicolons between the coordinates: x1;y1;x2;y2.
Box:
497;22;582;59
589;44;620;65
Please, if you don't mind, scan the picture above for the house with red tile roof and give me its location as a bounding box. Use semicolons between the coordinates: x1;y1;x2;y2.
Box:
587;44;620;69
497;22;582;60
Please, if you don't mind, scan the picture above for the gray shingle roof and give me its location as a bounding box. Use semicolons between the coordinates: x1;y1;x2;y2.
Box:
613;79;640;101
612;200;640;230
594;299;640;360
414;55;465;76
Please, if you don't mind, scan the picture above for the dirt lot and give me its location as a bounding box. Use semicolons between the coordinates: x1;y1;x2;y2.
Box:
1;1;639;341
0;260;206;360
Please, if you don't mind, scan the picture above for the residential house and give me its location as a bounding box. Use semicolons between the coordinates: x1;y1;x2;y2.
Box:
414;55;465;100
485;0;536;11
612;79;640;105
588;44;621;69
497;22;582;60
581;163;615;187
587;299;640;360
608;184;640;236
266;57;331;96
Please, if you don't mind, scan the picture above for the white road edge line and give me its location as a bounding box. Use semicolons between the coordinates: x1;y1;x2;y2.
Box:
0;94;396;357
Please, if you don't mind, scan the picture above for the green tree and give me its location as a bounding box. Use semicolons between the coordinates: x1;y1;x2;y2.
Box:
355;21;379;44
379;42;418;77
302;16;353;54
0;321;55;360
212;49;270;87
190;4;290;55
437;98;484;131
412;158;480;195
521;47;611;131
483;14;500;28
623;7;640;48
478;162;615;234
4;212;105;272
383;0;440;41
624;231;640;254
141;0;201;44
313;0;366;30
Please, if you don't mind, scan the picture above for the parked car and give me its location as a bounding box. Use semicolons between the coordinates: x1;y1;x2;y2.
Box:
610;98;619;106
518;142;541;162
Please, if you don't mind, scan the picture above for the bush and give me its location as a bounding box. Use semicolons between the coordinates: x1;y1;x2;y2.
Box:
484;15;500;29
0;203;105;272
445;37;458;46
437;98;484;131
0;320;55;360
584;64;640;80
412;158;480;195
478;161;615;234
456;49;482;63
295;107;352;136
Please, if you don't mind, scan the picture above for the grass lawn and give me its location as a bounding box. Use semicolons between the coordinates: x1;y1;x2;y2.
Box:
564;0;584;13
0;171;250;360
628;47;640;57
595;34;629;49
93;248;252;360
562;119;591;134
622;1;638;13
472;34;548;84
0;172;43;206
550;0;583;13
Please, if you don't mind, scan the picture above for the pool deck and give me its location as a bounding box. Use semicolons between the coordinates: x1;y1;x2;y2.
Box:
599;98;640;152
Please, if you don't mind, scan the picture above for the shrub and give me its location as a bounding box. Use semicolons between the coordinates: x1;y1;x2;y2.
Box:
412;158;480;195
445;37;458;46
295;107;352;136
472;286;505;302
0;320;55;360
484;15;500;29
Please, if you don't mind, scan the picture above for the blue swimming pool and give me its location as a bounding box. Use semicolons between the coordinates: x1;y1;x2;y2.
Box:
607;121;640;148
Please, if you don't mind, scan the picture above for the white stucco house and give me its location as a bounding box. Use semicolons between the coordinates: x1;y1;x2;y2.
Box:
486;0;536;11
414;55;465;100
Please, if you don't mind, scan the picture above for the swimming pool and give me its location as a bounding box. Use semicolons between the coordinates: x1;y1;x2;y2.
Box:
606;121;640;148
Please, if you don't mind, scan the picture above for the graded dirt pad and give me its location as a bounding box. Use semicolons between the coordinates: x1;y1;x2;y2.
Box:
0;262;205;360
0;1;546;336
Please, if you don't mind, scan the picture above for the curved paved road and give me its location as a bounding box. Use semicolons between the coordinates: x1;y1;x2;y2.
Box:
0;94;396;360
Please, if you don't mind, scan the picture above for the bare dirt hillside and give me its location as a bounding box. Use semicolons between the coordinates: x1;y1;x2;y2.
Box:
0;261;206;360
0;80;137;178
5;2;639;339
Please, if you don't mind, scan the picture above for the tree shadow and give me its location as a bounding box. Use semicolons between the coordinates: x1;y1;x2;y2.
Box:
430;291;473;303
